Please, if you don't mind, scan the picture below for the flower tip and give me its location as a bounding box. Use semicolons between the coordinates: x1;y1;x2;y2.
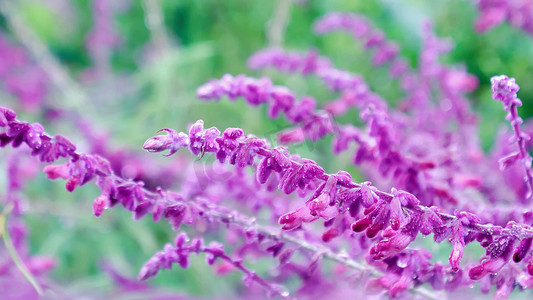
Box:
43;164;69;180
468;265;485;280
142;137;163;151
278;214;300;230
137;268;151;281
65;178;79;192
93;195;108;217
351;218;372;232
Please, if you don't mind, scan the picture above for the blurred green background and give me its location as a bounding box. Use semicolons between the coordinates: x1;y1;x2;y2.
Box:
1;0;533;298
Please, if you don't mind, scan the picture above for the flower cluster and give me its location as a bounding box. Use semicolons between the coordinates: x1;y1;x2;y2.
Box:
491;75;533;201
197;74;335;143
3;5;533;300
143;107;533;296
1;106;371;298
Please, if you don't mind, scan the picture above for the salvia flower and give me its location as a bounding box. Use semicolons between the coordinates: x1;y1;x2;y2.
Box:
473;0;533;36
491;75;533;201
491;75;521;108
6;5;533;298
143;128;190;156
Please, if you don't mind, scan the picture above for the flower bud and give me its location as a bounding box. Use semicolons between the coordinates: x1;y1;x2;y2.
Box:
93;194;109;217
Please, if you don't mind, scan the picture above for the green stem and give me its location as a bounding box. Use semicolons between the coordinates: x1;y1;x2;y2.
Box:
1;204;44;296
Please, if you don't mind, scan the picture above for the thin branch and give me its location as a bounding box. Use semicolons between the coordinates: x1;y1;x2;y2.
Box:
1;203;44;296
142;0;173;54
266;0;293;47
206;207;442;299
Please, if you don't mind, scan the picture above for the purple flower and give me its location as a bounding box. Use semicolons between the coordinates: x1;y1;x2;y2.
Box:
491;75;521;108
188;120;220;156
93;194;109;217
491;75;533;201
268;86;295;118
0;107;16;127
469;257;507;281
143;128;190;156
278;206;318;230
513;238;532;262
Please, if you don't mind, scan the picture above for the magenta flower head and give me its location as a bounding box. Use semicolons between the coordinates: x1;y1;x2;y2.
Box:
188;120;220;156
491;75;521;108
93;194;109;217
143;128;190;156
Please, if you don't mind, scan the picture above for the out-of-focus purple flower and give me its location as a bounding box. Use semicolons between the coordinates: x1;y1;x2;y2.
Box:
196;75;336;144
86;0;121;65
474;0;533;36
0;35;48;111
248;47;331;75
313;12;371;37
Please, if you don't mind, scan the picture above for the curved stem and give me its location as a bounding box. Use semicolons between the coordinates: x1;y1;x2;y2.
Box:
266;0;292;47
206;207;441;299
509;103;533;201
1;204;44;296
143;0;173;53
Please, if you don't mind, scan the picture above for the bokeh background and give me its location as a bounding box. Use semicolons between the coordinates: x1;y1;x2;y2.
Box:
1;0;533;298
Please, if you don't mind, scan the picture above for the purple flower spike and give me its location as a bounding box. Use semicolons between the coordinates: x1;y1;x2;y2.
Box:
491;75;533;201
10;14;533;296
491;75;521;108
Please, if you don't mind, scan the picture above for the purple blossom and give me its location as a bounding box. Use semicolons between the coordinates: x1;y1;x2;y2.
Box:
3;76;533;299
0;35;48;111
491;75;533;202
143;117;533;295
491;75;521;108
474;0;533;36
143;128;190;156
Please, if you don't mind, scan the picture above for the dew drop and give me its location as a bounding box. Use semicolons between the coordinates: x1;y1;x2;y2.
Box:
397;260;408;268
